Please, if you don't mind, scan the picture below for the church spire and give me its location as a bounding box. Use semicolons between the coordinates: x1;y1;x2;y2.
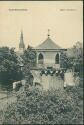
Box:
19;30;25;52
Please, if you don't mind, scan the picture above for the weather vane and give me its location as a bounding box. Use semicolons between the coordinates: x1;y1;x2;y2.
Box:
48;29;50;37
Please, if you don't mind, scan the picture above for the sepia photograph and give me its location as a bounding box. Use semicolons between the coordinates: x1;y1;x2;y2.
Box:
0;1;83;124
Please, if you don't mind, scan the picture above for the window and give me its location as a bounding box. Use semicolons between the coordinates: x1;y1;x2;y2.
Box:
55;53;59;64
38;53;44;64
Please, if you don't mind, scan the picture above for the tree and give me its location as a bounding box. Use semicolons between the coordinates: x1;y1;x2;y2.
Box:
63;42;83;76
60;52;72;69
0;47;22;84
22;46;36;67
73;42;82;59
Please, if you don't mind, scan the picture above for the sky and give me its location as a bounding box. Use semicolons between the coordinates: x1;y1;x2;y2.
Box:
0;1;83;51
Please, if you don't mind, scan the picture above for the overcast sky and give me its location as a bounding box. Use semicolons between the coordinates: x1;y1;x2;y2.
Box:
0;1;83;51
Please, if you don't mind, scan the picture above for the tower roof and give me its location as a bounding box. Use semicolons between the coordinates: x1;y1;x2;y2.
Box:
35;29;61;50
35;37;61;50
19;31;25;49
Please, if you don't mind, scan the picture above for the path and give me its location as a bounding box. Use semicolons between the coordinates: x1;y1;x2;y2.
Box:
0;92;17;111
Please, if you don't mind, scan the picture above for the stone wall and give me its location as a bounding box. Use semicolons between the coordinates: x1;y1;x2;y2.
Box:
31;70;64;90
31;69;79;90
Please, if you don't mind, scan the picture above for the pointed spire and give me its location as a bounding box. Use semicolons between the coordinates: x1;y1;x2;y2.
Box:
48;29;50;38
19;30;25;51
20;30;23;41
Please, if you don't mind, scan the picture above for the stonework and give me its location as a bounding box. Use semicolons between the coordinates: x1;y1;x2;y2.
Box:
31;70;64;90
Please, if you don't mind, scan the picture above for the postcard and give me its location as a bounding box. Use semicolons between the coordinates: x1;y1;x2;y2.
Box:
0;1;83;124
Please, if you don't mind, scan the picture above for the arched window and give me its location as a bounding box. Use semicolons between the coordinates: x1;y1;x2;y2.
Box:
38;53;44;64
55;53;59;64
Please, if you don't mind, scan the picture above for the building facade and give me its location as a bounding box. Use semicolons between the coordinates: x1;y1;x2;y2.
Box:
34;32;67;69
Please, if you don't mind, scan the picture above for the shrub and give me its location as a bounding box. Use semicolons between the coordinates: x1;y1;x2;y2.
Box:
2;85;83;124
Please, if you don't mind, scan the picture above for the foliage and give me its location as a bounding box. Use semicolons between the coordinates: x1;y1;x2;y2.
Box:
22;64;34;86
22;46;37;67
0;43;83;124
60;52;73;69
20;46;36;86
60;42;83;76
0;47;23;83
72;42;83;59
2;86;83;124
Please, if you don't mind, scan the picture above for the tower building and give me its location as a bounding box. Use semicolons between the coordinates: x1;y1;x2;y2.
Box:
19;31;25;53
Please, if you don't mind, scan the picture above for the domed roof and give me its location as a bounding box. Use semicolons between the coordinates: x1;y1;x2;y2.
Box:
35;37;61;50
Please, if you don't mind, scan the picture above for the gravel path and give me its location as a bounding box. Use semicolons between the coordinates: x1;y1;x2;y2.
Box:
0;92;17;111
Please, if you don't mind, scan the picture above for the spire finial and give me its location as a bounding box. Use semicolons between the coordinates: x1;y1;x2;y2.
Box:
48;29;50;37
